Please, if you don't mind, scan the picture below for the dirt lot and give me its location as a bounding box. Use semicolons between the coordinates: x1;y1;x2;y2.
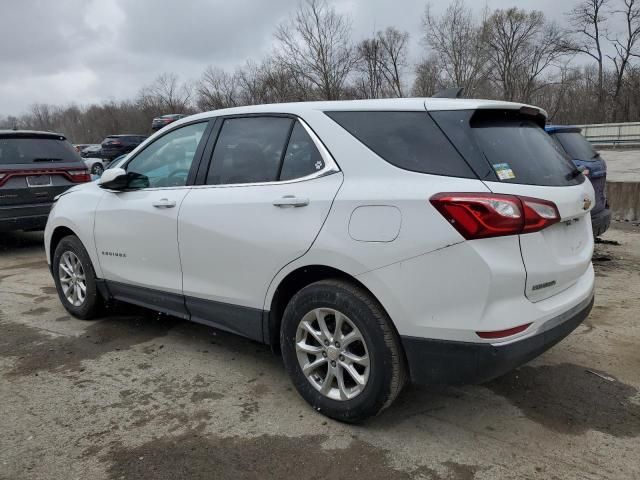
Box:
1;223;639;480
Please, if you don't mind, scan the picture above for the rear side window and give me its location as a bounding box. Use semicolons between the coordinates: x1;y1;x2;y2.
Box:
280;123;324;181
207;117;293;185
325;111;475;178
552;132;598;162
0;137;80;164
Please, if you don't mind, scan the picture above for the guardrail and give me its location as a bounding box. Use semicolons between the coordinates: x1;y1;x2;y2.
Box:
575;122;640;147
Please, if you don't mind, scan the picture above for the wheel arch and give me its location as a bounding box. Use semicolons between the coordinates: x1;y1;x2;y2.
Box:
266;264;400;353
49;225;78;263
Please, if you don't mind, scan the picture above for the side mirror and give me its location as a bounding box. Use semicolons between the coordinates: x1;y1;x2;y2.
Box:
99;168;128;190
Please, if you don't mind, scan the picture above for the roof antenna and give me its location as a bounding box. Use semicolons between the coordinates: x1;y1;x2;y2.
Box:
432;87;465;99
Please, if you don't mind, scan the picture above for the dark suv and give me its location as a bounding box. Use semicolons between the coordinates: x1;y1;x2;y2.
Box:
0;130;91;232
100;135;147;161
546;126;611;237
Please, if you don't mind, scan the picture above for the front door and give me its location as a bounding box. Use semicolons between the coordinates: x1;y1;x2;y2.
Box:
94;121;209;315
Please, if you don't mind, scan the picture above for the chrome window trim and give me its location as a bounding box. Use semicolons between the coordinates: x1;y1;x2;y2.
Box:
198;117;340;189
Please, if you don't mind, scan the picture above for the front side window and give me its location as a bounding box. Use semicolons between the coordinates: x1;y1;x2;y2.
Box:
125;122;207;188
207;117;293;185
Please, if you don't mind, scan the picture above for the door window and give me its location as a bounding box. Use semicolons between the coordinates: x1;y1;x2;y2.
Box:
125;122;207;188
207;117;293;185
279;122;325;181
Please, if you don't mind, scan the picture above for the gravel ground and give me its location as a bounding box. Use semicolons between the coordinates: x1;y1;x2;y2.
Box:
1;223;639;479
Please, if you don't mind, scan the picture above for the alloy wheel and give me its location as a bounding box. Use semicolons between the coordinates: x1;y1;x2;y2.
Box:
295;308;370;401
58;251;87;307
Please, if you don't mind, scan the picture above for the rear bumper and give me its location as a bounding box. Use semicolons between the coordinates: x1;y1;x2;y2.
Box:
0;203;52;231
591;207;611;237
401;291;594;385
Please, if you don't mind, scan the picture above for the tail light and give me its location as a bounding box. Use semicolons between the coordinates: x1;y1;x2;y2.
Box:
67;169;91;183
430;192;560;240
0;168;91;185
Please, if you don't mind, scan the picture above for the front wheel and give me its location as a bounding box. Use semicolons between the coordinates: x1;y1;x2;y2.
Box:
52;235;103;319
281;279;406;423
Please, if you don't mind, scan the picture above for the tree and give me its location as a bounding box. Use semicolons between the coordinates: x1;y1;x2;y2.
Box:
412;56;442;96
196;66;240;110
566;0;609;108
377;27;409;97
484;8;569;103
421;0;489;95
609;0;640;108
355;37;386;98
274;0;357;100
139;73;192;113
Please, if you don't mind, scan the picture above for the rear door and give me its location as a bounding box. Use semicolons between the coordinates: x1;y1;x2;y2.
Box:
178;116;342;340
432;109;595;302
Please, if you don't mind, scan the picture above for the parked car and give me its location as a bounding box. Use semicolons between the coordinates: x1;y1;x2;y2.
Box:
74;144;92;153
100;134;147;161
152;113;186;131
83;157;107;176
45;100;595;422
546;125;611;237
1;130;91;232
80;144;102;158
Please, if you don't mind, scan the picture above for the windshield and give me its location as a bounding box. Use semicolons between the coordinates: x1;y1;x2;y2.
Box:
0;137;80;164
553;131;598;161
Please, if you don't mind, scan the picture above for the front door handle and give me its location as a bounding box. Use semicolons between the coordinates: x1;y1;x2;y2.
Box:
273;195;309;208
152;198;176;208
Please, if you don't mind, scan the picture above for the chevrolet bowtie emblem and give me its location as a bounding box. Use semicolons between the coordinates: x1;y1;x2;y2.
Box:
583;197;592;211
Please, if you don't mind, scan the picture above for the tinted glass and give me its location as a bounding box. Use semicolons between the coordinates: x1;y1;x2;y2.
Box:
553;132;598;161
471;119;581;186
325;111;474;178
207;117;293;185
431;110;583;187
125;122;207;188
0;137;80;164
280;122;324;180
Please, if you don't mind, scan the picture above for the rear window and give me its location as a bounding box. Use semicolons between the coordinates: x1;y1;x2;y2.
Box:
552;131;598;162
431;110;583;187
0;137;80;165
325;111;475;178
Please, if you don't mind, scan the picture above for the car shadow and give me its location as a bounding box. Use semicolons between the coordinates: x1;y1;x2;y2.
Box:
0;230;45;254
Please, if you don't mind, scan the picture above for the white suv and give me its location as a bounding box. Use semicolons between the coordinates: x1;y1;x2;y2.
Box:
45;99;595;422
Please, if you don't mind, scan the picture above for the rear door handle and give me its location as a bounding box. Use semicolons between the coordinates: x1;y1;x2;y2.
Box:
273;195;309;208
152;198;176;208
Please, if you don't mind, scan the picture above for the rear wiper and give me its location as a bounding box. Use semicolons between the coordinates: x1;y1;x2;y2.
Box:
566;167;585;180
32;158;64;162
591;153;600;159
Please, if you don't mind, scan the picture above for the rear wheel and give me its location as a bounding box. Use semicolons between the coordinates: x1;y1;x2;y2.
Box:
53;235;103;319
281;279;406;423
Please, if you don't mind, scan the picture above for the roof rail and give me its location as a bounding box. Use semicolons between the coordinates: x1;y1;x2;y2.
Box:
432;87;465;99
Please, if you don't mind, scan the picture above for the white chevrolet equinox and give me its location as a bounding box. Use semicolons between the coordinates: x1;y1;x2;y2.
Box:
45;99;595;422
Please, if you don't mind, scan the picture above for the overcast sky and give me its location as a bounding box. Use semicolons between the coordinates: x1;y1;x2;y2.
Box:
0;0;614;116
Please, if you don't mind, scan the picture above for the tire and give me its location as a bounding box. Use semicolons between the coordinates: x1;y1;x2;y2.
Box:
281;279;406;423
52;235;103;319
91;162;104;176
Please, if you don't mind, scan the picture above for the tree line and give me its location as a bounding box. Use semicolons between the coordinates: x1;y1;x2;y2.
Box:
2;0;640;143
